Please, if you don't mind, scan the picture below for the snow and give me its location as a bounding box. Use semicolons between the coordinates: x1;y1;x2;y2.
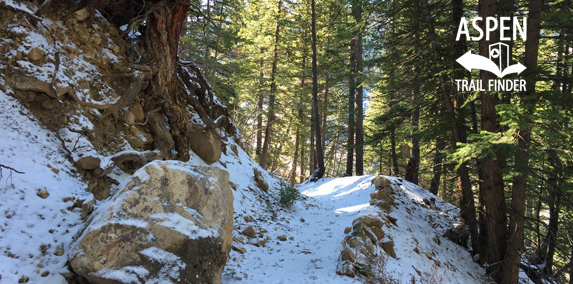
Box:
219;158;485;283
0;90;91;283
91;266;149;284
149;212;218;239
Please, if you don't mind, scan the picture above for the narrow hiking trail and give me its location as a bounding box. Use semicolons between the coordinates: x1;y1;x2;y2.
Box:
222;176;486;284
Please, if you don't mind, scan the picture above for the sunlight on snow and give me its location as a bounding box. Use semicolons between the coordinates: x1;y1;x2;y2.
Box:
334;203;371;214
301;176;368;197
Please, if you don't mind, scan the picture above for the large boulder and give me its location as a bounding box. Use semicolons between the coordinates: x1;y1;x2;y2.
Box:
69;161;233;284
189;124;222;164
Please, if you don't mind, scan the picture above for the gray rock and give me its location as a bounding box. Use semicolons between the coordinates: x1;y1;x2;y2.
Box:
70;161;234;284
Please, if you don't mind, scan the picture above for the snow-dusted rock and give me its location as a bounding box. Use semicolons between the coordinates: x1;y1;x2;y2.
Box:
253;168;268;192
371;175;391;189
70;161;233;284
189;124;222;164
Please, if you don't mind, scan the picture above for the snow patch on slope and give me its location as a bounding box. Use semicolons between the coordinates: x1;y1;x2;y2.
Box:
0;90;91;283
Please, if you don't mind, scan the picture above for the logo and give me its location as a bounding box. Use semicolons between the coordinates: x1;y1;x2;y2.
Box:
454;17;527;92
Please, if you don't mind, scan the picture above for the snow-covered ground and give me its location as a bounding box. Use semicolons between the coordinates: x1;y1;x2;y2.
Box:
222;174;487;284
0;91;93;283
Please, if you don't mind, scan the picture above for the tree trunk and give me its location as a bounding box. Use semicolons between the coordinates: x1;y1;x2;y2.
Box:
429;138;445;195
390;127;399;176
411;30;421;185
255;48;265;159
259;0;282;170
300;130;306;183
570;246;573;284
310;112;316;173
346;37;356;176
321;88;328;154
352;0;364;176
330;110;342;176
500;0;541;282
309;0;325;181
144;2;190;161
290;57;307;186
476;0;508;280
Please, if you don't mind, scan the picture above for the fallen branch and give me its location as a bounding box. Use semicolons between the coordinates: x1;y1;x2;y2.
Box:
0;164;25;174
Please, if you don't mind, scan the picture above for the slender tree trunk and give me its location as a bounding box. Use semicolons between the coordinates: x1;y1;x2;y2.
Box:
203;0;212;60
390;127;399;176
412;30;421;185
290;57;307;186
352;0;364;176
478;0;507;279
544;187;560;275
570;246;573;284
500;1;541;281
471;100;488;264
310;112;316;173
300;132;306;183
260;0;283;170
270;127;284;173
309;0;325;181
321;88;328;154
346;37;356;176
290;128;300;185
429;138;445;195
255;48;265;159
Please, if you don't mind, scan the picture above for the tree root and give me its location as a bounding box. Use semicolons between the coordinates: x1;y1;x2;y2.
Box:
101;70;147;119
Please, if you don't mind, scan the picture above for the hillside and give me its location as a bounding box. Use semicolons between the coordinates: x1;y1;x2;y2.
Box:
1;85;488;283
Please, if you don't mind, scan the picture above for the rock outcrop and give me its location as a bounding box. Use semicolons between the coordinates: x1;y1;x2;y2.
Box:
337;177;399;278
69;161;233;284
